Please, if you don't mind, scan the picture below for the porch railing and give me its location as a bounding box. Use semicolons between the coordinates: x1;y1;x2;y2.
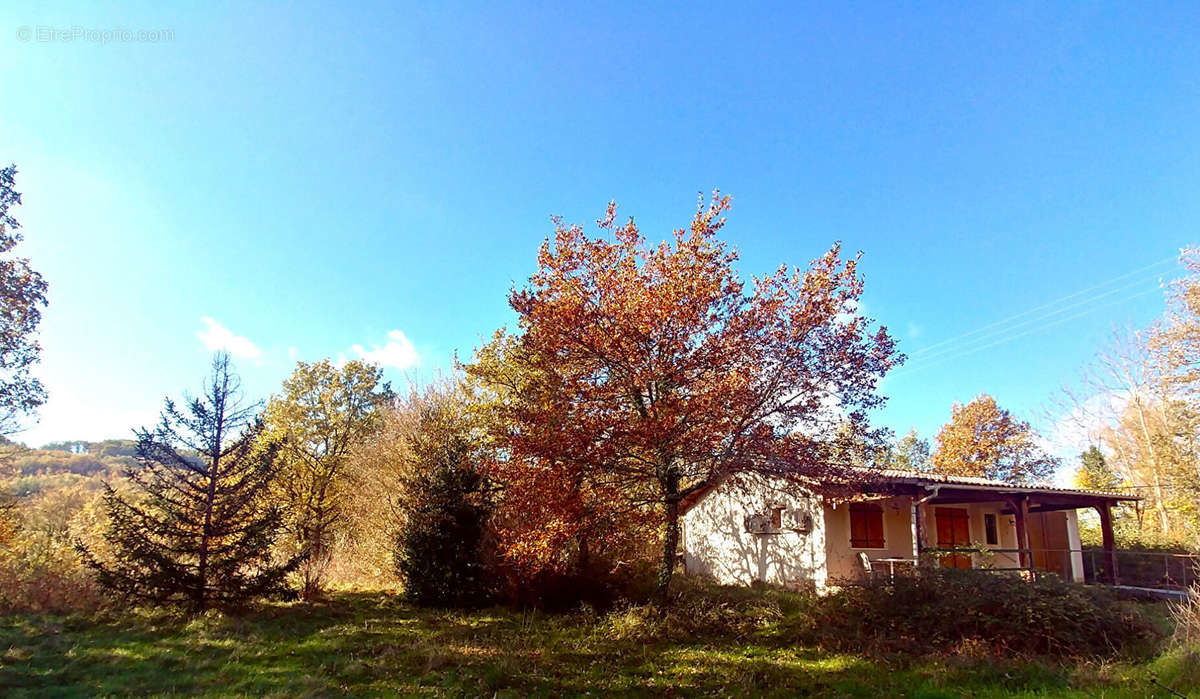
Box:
919;547;1037;576
921;547;1200;590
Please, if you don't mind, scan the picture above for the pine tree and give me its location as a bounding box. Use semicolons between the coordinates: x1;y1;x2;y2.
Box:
1074;445;1124;492
78;354;301;611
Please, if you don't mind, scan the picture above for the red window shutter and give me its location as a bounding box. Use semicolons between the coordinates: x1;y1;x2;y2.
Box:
868;510;884;548
849;503;885;548
850;508;866;545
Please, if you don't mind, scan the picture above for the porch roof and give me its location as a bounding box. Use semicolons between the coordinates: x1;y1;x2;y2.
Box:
860;468;1139;510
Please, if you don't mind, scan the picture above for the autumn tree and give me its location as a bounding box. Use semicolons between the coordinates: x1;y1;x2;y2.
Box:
1052;253;1200;541
932;395;1058;485
78;354;301;611
1148;248;1200;531
1152;247;1200;396
264;359;392;598
465;330;651;593
466;194;900;605
1059;329;1181;533
0;165;48;435
0;165;48;543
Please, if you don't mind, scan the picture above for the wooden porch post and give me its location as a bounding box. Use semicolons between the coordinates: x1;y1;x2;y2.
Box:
1012;496;1031;571
912;500;925;559
1097;502;1119;585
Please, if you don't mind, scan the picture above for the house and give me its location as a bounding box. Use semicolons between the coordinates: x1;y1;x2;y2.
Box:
678;469;1136;591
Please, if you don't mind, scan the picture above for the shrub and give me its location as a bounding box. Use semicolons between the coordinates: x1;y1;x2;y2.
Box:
595;571;1161;659
795;568;1162;659
391;392;493;608
0;535;107;613
0;482;108;613
494;557;659;612
393;459;492;607
597;576;810;642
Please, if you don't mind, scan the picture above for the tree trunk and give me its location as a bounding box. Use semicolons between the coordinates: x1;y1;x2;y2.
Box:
578;530;591;572
655;460;682;608
196;394;225;612
656;497;680;608
302;519;324;601
302;483;331;601
574;471;591;572
1131;395;1170;532
1097;502;1119;584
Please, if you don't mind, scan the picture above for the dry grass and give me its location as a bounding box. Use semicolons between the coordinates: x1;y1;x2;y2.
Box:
1170;586;1200;646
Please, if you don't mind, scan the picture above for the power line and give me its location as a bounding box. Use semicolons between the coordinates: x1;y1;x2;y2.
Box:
890;286;1162;379
910;255;1175;359
907;273;1165;366
896;286;1159;376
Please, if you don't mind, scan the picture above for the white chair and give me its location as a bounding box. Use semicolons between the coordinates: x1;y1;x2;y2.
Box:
857;552;873;580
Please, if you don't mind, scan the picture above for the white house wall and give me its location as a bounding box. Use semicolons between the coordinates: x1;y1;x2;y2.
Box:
824;496;916;581
680;476;827;590
963;503;1021;570
1065;510;1085;582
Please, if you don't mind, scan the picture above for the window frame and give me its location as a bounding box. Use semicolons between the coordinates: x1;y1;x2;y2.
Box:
983;513;999;546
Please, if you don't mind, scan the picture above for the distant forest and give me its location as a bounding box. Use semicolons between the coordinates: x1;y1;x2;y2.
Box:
3;439;136;495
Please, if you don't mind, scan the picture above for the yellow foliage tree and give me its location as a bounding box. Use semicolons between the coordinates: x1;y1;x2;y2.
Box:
932;395;1058;485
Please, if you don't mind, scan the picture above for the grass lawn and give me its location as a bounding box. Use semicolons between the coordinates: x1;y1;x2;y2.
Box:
0;591;1196;697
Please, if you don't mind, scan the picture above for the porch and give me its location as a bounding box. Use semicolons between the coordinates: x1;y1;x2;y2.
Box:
824;475;1139;586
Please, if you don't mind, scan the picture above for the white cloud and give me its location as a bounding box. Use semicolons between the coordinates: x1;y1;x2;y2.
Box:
196;317;262;359
349;330;420;370
18;385;158;447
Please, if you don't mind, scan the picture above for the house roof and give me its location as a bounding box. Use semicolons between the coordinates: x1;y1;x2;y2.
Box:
679;466;1137;515
864;468;1138;500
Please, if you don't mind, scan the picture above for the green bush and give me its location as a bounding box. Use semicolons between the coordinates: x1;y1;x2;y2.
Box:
599;571;1162;660
393;457;492;608
389;388;494;608
794;568;1162;659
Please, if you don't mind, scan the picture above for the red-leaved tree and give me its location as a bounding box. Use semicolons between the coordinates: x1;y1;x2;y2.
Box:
468;193;901;604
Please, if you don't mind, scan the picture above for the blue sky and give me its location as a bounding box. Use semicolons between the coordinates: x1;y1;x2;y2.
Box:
2;2;1197;466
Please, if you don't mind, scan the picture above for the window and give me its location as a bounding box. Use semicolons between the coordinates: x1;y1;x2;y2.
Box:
849;503;885;548
984;513;998;546
769;507;783;530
